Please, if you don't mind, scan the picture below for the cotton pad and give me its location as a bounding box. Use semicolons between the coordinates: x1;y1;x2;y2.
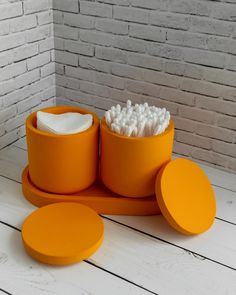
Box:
104;100;171;137
37;111;93;135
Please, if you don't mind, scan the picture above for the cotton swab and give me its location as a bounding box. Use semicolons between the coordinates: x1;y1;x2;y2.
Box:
105;100;171;137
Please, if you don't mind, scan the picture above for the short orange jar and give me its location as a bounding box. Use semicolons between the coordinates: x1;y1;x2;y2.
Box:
26;106;99;194
100;118;174;198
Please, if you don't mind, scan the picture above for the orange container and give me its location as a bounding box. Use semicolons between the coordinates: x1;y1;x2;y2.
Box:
100;118;174;198
26;106;99;194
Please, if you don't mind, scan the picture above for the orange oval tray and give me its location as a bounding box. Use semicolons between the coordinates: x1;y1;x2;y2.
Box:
22;166;161;216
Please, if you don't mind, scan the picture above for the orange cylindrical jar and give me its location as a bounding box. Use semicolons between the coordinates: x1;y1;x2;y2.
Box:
26;106;99;194
100;118;174;198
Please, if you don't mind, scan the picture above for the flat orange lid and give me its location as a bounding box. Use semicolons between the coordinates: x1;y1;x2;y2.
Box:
21;202;104;265
155;158;216;235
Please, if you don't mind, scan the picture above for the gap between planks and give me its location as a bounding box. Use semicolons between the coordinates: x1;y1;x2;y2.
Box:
0;288;12;295
2;145;236;225
1;209;236;295
1;174;236;294
1;146;236;269
0;220;157;295
1;172;236;271
0;223;155;295
1;145;236;294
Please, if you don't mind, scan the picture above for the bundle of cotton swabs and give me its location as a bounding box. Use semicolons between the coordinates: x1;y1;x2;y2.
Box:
105;100;170;137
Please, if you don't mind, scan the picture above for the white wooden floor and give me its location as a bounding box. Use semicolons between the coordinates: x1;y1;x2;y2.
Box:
0;138;236;295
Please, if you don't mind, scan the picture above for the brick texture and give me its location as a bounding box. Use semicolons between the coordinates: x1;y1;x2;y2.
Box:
1;0;236;173
52;0;236;173
0;0;55;149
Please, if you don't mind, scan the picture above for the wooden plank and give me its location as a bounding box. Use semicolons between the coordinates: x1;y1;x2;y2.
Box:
1;176;236;294
1;147;236;267
0;146;27;183
106;214;236;270
0;288;11;295
1;150;236;268
12;137;27;150
0;224;149;295
215;186;236;225
1;146;236;225
201;163;236;192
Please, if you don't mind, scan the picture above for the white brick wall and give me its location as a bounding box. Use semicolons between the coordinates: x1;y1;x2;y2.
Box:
0;0;56;149
0;0;236;173
53;0;236;173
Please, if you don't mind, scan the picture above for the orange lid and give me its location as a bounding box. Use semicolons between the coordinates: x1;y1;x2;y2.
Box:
155;158;216;235
21;202;104;265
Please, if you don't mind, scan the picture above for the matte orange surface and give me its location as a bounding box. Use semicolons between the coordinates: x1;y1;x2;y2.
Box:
22;202;104;265
22;166;161;215
100;118;174;198
26;106;99;194
155;158;216;235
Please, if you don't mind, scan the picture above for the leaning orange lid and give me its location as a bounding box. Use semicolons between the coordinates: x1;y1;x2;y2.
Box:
21;202;104;265
155;158;216;235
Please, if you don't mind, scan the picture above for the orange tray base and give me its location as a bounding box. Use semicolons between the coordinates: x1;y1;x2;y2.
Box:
22;166;161;216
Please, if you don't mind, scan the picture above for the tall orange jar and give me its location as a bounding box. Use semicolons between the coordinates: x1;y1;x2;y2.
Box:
26;106;99;194
100;118;174;198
